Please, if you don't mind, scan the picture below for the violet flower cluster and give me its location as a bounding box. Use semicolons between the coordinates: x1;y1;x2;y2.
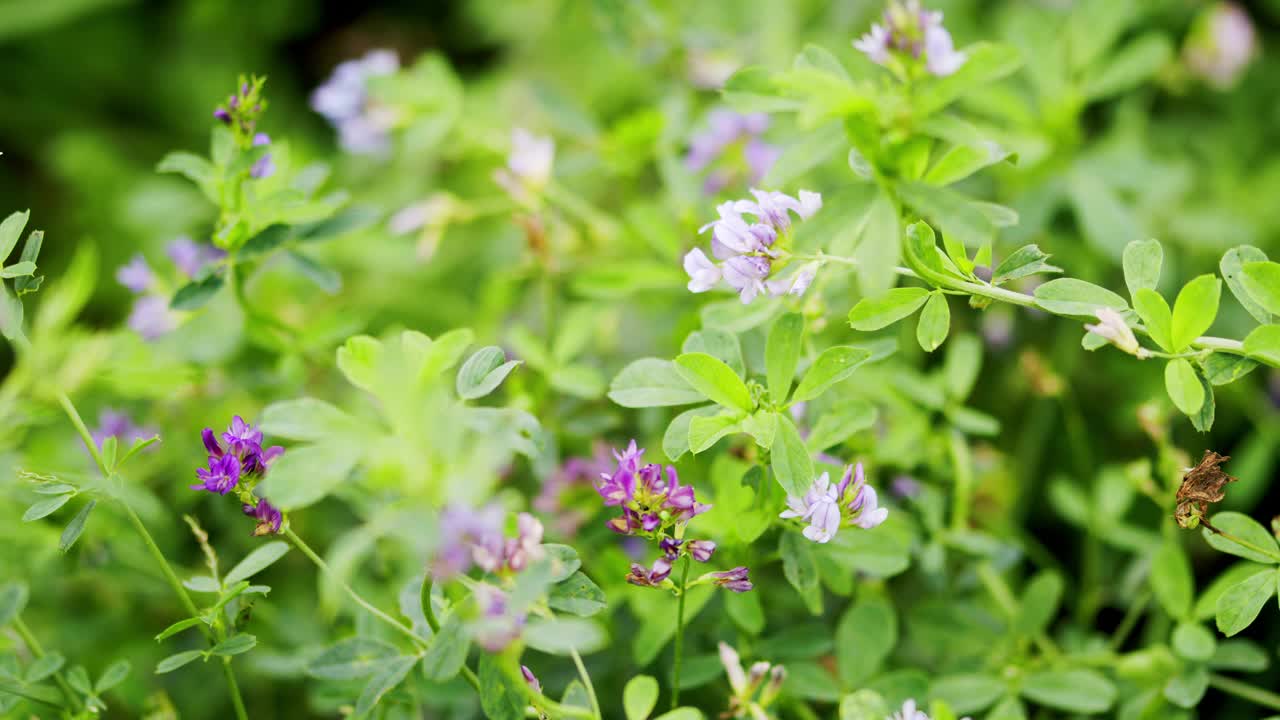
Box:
213;78;268;141
533;443;613;536
595;441;752;593
685;109;779;194
780;463;888;544
854;0;967;78
91;409;158;453
684;189;823;304
191;416;286;536
116;237;225;340
431;505;547;651
310;50;400;154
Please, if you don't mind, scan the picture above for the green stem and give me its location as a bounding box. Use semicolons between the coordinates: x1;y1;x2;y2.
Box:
286;529;427;649
1209;673;1280;711
57;390;249;716
12;616;79;709
1109;591;1149;651
948;430;973;533
976;564;1060;659
418;577;481;692
670;555;692;710
570;648;601;720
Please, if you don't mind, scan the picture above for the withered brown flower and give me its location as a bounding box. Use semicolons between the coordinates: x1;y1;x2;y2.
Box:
1174;450;1237;530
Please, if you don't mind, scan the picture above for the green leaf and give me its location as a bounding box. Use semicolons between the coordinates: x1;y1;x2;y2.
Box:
524;616;607;655
1242;261;1280;316
353;655;416;717
1170;275;1221;351
652;710;704;720
0;261;35;278
766;313;804;403
1066;170;1138;259
848;287;932;331
23;493;72;521
1014;572;1064;637
792;346;873;402
261;398;362;442
288;250;342;293
681;329;745;377
548;572;606;617
1220;246;1271;324
209;633;257;658
1164;359;1204;416
924;139;1013;186
898;181;993;253
688;413;742;454
1034;278;1128;317
839;690;890;720
59;500;95;553
724;590;765;634
771;415;814;497
157;152;216;197
1164;665;1209;708
1243;325;1280;367
1151;539;1194;619
154;617;204;641
943;333;982;400
296;205;380;242
1132;289;1173;352
256;443;361;511
1171;622;1216;662
1083;34;1173;100
836;596;896;686
0;210;30;260
780;531;822;614
624;675;659;720
1202;512;1280;563
155;650;204;674
240;224;292;256
662;405;719;461
307;638;399;680
1215;568;1277;637
0;582;29;626
170;273;224;311
95;659;131;693
806;401;877;452
916;293;951;352
422;611;470;681
608;358;704;408
991;245;1061;285
852;191;902;295
929;674;1006;715
456;346;521;399
741;410;778;449
673;353;753;413
1122;239;1163;298
25;652;66;683
1020;669;1116;714
224;541;290;586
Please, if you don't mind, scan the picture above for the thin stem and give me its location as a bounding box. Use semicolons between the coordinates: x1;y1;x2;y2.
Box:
1109;591;1149;651
948;430;973;533
1209;673;1280;711
221;659;250;720
286;529;427;649
419;577;481;692
570;647;601;720
670;555;692;710
12;616;78;709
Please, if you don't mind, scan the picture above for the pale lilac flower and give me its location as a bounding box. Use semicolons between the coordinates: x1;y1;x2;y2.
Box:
503;513;546;572
1185;2;1257;89
924;20;966;76
891;700;931;720
722;255;771;303
891;475;921;498
855;1;967;77
853;24;891;64
686;110;779;191
495;129;555;200
311;49;400;155
250;133;275;179
1085;308;1146;357
127;296;176;340
167;237;224;278
782;464;888;542
766;262;818;297
116;255;154;293
534;444;613;536
850;484;889;529
684;248;721;293
472;585;525;651
435;503;506;578
719;642;749;696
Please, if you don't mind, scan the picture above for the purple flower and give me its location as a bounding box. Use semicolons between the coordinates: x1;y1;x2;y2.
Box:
472;585;525;651
192;454;241;495
685;110;778;190
722;255;771;304
250;133;275;179
167;237;225;278
521;665;541;693
705;566;752;592
435;503;506;578
503;513;546;572
626;557;673;587
243;498;283;536
222;416;264;455
91;409;158;451
683;248;721;293
127;296;175;340
1185;2;1257;89
213;108;232;124
534;444;613;536
687;539;716;562
659;537;683;558
116;255;154;294
781;464;888;542
891;475;922;499
733;189;822;230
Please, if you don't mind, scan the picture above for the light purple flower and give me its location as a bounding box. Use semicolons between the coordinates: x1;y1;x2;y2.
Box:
116;255;154;294
782;463;888;542
503;513;546;572
521;665;541;693
311;49;400;155
684;248;721;293
854;1;967;77
685;109;778;189
1185;2;1257;89
687;539;716;562
472;585;525;651
534;443;613;536
250;133;275;179
705;566;752;592
722;255;771;304
127;296;176;340
167;237;225;278
506;129;555;188
91;409;158;451
891;475;921;498
435;503;506;578
766;262;818;298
